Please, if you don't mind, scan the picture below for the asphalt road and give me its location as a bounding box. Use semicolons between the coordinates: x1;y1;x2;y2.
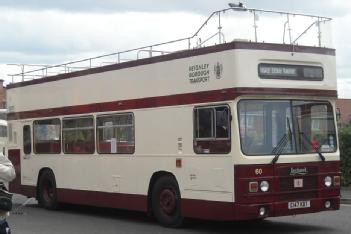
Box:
7;194;351;234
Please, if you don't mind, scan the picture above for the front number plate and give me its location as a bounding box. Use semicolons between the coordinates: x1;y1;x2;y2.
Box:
288;201;311;209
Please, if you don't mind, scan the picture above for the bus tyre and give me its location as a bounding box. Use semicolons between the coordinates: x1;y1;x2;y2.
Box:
151;176;183;227
38;170;59;210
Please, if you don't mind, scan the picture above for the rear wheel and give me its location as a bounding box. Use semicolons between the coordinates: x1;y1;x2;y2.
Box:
151;175;183;227
37;170;59;210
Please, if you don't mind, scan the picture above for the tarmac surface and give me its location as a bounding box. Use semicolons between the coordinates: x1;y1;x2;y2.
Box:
341;186;351;204
2;187;350;234
6;193;351;234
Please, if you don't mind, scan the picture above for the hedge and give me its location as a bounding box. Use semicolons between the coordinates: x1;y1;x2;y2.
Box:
339;126;351;186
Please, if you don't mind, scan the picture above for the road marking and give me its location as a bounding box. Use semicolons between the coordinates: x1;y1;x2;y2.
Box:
341;204;351;207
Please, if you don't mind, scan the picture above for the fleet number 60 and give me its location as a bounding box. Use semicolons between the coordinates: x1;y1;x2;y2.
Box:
255;168;263;175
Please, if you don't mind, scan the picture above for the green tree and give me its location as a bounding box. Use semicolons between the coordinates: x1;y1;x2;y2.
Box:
339;126;351;186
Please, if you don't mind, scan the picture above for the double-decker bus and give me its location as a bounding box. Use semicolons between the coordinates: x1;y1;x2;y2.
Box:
6;5;340;227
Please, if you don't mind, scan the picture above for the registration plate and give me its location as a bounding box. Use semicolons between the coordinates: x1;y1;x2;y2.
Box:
288;201;310;209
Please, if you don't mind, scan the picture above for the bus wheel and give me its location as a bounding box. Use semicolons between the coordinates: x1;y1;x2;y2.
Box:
38;170;59;210
151;176;183;227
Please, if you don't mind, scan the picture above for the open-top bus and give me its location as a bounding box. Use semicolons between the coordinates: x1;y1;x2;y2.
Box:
6;5;340;227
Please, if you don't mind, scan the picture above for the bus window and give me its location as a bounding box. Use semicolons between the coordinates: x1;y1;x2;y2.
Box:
196;108;213;138
63;116;95;154
0;112;6;121
0;126;6;138
194;105;231;154
293;101;337;153
7;123;12;142
239;100;295;156
97;113;135;154
23;125;31;154
33;119;61;154
238;100;337;156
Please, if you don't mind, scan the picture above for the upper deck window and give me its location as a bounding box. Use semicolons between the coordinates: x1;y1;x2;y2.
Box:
258;63;324;81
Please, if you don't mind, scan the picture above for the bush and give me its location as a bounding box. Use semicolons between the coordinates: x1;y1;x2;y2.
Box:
339;126;351;186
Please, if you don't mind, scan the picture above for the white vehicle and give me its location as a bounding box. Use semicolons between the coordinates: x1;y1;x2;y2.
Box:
0;109;7;155
7;5;340;227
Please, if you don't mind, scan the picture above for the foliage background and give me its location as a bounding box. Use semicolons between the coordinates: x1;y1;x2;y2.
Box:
339;126;351;186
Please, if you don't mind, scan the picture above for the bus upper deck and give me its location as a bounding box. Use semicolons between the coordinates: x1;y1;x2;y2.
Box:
6;41;336;115
8;4;333;85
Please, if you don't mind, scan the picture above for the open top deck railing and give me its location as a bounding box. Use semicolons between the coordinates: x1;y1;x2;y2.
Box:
8;4;332;83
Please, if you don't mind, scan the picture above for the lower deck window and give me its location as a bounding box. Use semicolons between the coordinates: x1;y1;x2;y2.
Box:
34;119;61;154
0;126;7;138
23;125;32;154
97;113;135;154
194;105;231;154
63;116;95;154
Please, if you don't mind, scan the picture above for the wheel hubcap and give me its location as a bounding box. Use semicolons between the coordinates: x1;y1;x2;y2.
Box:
43;181;54;202
159;189;177;215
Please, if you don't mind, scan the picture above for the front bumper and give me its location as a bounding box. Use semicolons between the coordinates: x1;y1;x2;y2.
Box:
233;196;340;220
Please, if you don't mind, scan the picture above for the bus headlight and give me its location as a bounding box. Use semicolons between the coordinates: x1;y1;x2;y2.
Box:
260;181;269;192
324;176;332;187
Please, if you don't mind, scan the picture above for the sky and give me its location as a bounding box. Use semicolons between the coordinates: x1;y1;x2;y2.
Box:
0;0;351;97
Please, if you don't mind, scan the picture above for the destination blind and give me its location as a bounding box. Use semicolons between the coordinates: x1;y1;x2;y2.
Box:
258;63;324;81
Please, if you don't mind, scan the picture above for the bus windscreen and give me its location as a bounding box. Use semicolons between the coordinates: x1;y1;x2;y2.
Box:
238;100;337;156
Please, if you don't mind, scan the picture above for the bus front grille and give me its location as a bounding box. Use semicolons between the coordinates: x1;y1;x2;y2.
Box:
279;176;318;192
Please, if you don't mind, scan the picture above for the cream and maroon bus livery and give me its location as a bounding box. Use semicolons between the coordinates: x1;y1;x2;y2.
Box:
6;6;340;227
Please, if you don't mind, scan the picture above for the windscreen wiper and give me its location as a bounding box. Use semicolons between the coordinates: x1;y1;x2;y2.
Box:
299;133;325;162
271;134;289;164
271;117;292;164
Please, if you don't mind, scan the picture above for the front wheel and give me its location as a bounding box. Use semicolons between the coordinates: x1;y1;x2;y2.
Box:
151;176;183;227
37;170;59;210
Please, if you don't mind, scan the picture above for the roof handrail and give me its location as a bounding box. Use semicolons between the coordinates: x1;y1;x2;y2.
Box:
8;6;332;82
